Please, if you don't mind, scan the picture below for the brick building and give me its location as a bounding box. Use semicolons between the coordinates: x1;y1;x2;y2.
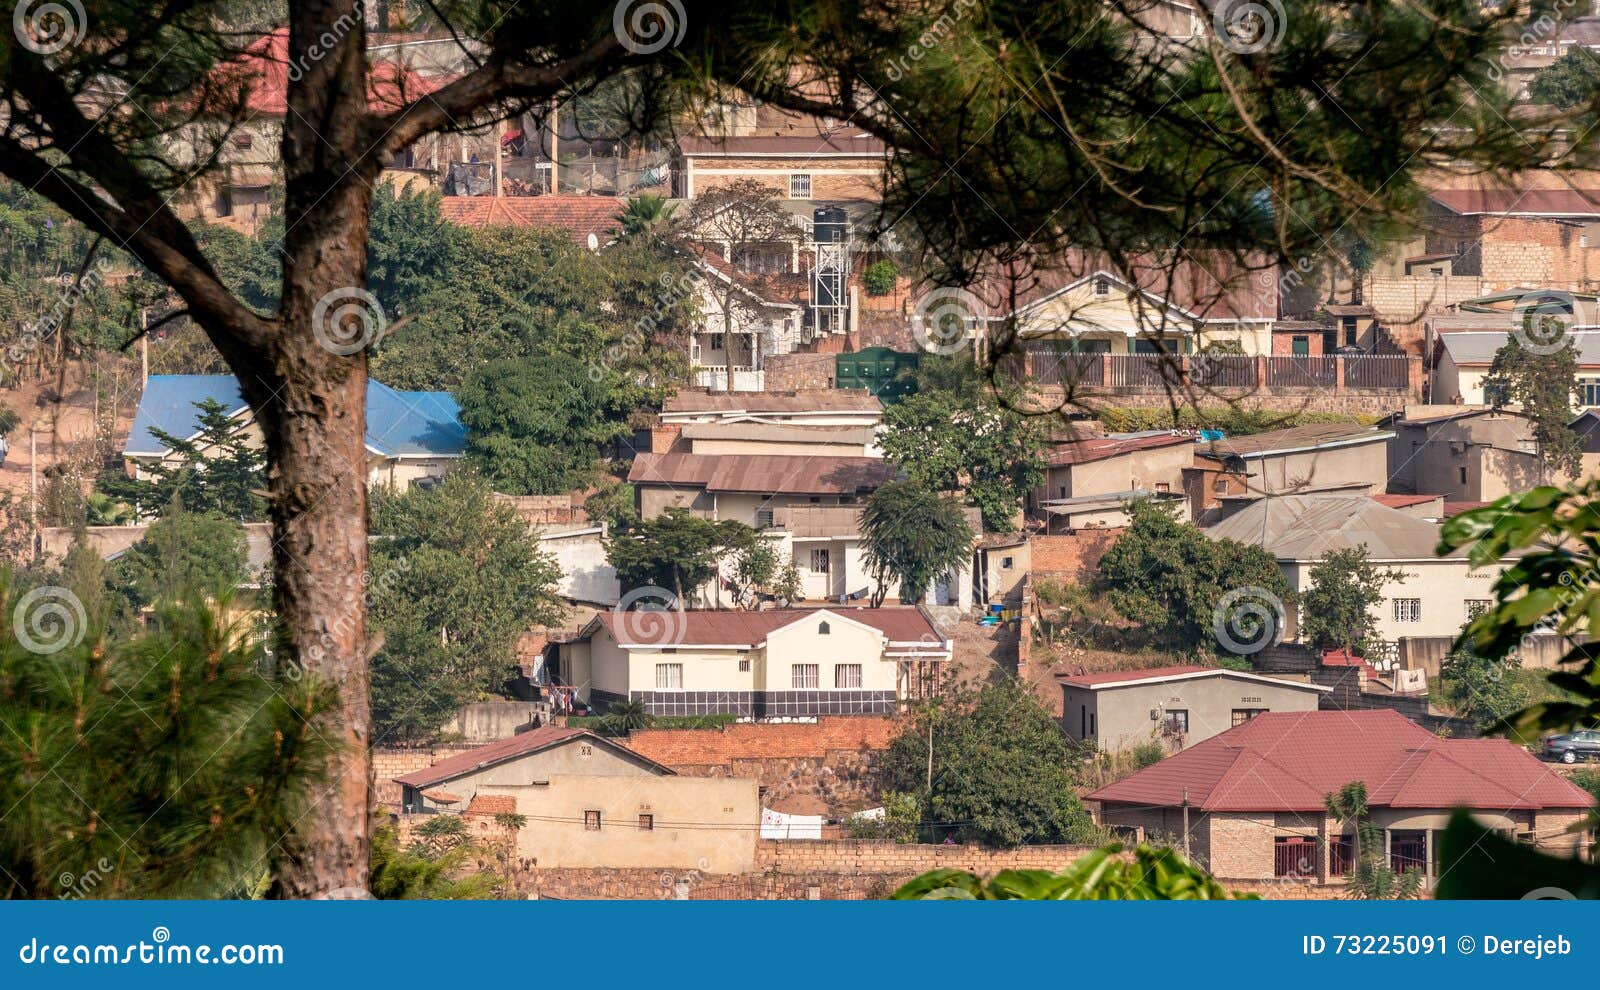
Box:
1088;710;1593;884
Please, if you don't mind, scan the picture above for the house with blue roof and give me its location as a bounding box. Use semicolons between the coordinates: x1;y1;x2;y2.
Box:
123;375;466;491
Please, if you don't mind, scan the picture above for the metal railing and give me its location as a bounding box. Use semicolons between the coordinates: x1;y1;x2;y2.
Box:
1013;350;1415;392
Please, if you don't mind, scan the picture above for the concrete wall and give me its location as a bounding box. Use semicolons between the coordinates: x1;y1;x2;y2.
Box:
442;702;542;744
538;525;621;606
1283;557;1503;644
404;735;664;813
1035;443;1193;505
1063;674;1323;752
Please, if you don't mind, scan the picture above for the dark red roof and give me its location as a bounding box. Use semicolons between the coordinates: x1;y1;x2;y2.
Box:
1444;500;1489;517
1058;664;1213;687
437;196;625;245
969;251;1278;323
593;606;949;650
1088;710;1594;813
1048;433;1192;467
214;30;443;116
629;451;896;495
677;132;887;157
394;727;667;788
464;795;517;817
1429;187;1600;218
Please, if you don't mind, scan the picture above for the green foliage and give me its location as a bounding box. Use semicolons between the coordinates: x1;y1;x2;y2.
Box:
859;479;973;606
1529;47;1600;110
1440;649;1530;731
613;194;676;241
1097;500;1294;655
600;698;654;735
1301;547;1409;655
1324;781;1422;899
367;181;462;312
108;504;252;614
369;818;495;900
1129;741;1166;770
0;578;337;898
567;712;737;732
847;791;922;843
106;398;266;521
368;472;565;745
861;259;900;296
1481;319;1583;478
605;507;759;602
1437;810;1600;899
892;844;1252;900
457;358;620;494
880;356;1047;531
882;678;1098;848
584;478;639;533
1096;407;1375;436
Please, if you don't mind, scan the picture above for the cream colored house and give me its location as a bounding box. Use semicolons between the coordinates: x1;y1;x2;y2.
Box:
1431;329;1600;406
556;606;952;717
1032;432;1196;530
1060;665;1329;752
1385;406;1550;500
123;375;463;496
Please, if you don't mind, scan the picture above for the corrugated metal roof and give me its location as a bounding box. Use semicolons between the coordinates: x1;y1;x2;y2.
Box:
1203;493;1466;560
678;423;876;446
1048;433;1192;466
436;195;625;246
1088;710;1595;812
629;451;896;495
1201;423;1392;459
662;390;882;414
124;376;464;458
394;727;671;789
1438;330;1600;366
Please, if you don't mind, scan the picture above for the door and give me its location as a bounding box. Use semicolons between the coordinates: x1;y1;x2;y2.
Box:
1291;336;1309;357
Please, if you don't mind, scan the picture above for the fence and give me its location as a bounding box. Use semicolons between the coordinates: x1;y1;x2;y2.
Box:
1015;350;1415;393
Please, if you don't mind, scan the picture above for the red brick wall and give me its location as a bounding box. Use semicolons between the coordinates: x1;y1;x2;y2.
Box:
1029;531;1123;584
628;716;896;766
373;746;479;806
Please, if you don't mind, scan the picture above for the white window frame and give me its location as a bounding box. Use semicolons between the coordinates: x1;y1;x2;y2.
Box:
834;664;862;689
789;173;812;198
655;663;684;689
1392;599;1422;623
792;663;819;689
809;548;830;573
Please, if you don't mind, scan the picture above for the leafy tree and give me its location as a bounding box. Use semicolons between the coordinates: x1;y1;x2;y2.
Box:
605;507;760;604
584;478;638;533
893;844;1252;900
108;504;252;614
730;539;800;606
109;397;266;521
880;357;1047;531
1481;319;1582;478
613;194;676;242
882;678;1098;848
367;181;462;312
457;358;620;495
1325;781;1423;900
1439;649;1530;730
601;698;654;735
861;259;899;296
368;818;495;900
368;472;565;745
847;791;921;844
0;580;336;898
1301;547;1409;655
1097;500;1294;656
860;479;973;607
1529;47;1600;109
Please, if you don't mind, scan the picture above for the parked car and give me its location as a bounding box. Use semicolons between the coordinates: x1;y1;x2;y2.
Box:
1541;730;1600;764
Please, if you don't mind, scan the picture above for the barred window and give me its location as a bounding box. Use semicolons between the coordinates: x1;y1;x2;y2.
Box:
584;810;602;831
1392;599;1422;623
835;664;862;688
792;664;819;689
789;173;812;198
655;663;683;689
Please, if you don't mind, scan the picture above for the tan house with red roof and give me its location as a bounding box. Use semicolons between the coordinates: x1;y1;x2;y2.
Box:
670;132;888;201
1089;710;1593;884
395;726;759;872
435;195;625;248
555;606;952;718
1059;665;1327;753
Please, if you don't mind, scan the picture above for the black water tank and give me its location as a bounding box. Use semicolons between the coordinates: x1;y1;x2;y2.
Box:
813;205;847;243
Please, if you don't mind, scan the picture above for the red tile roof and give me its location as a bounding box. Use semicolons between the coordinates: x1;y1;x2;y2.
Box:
593;606;949;651
213;30;443;116
677;132;888;157
393;727;668;788
1444;500;1489;517
1370;494;1439;509
628;716;897;768
971;250;1279;322
464;795;518;817
1088;710;1594;813
1428;187;1600;218
1058;664;1213;687
628;451;897;495
1048;433;1192;467
436;195;625;246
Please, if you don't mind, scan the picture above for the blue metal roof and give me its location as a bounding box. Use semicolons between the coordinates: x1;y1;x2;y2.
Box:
124;375;465;459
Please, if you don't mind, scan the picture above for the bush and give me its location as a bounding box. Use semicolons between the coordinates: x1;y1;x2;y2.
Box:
1130;741;1166;769
861;259;899;296
1097;407;1376;436
566;712;738;733
846;791;922;843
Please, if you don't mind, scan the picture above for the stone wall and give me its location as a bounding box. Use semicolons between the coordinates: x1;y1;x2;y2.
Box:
764;352;837;391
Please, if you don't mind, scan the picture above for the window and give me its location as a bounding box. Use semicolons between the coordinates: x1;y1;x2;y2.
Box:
1429;266;1444;277
1465;599;1492;621
707;332;725;352
792;664;819;689
232;133;253;149
835;664;862;688
1583;378;1600;408
655;663;683;689
1080;705;1088;738
810;549;831;573
584;810;602;831
1161;710;1189;736
1093;277;1110;296
579;744;593;757
1274;837;1318;878
738;659;751;672
789;173;812;198
1458;467;1468;484
755;507;774;528
1392;598;1422;623
1001;556;1014;570
1390;830;1427;874
1231;708;1268;726
638;814;654;831
1154;482;1170;493
1212;478;1228;494
1089;712;1096;736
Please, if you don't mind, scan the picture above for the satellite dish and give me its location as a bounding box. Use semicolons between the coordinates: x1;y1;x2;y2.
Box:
586;232;600;252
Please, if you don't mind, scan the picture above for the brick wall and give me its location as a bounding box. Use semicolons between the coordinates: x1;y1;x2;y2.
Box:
755;838;1095;875
373;746;478;806
764;352;836;391
1029;531;1124;584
